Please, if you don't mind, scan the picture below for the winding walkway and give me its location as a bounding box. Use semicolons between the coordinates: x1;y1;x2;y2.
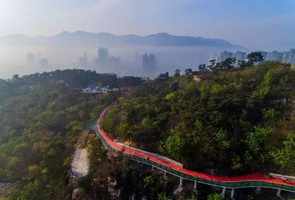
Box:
96;109;295;194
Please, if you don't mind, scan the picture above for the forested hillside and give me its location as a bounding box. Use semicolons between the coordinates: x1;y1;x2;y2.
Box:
0;70;121;199
102;62;295;176
1;66;294;200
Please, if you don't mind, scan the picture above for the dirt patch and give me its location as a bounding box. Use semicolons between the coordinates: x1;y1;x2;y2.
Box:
71;131;90;178
71;148;89;178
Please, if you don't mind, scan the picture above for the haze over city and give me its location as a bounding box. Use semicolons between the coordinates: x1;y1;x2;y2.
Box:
0;0;295;78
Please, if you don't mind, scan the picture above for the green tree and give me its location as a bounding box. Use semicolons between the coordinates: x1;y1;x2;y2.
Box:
163;133;185;161
247;52;264;65
158;192;169;200
207;193;223;200
273;134;295;173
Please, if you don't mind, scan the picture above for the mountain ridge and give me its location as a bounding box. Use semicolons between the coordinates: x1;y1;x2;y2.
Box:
0;31;245;49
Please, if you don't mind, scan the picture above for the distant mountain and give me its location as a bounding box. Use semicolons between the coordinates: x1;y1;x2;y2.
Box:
0;31;245;49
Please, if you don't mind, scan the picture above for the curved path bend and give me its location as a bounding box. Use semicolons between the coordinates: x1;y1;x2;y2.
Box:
96;109;295;193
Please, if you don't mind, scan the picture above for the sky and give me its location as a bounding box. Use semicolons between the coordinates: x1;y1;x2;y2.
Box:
0;0;295;50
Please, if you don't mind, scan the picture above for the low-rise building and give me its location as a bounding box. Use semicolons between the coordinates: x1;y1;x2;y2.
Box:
82;85;119;94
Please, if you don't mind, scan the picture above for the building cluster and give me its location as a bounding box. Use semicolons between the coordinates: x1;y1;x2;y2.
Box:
26;53;49;68
218;51;247;62
81;85;119;94
97;48;109;65
95;48;121;66
77;48;158;74
265;49;295;64
78;48;121;68
217;49;295;64
27;47;159;74
78;52;89;68
78;48;158;72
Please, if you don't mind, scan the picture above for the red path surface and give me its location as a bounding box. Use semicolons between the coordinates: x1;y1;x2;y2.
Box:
97;109;295;191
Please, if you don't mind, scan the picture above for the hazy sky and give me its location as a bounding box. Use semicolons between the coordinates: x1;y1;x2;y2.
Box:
0;0;295;50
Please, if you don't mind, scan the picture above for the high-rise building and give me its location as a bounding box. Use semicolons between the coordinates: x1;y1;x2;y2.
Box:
266;51;283;62
78;52;89;68
288;49;295;64
26;53;36;65
97;48;109;64
109;56;120;65
142;53;157;72
39;58;49;67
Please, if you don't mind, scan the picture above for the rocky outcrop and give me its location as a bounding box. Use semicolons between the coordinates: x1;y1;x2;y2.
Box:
71;148;89;178
0;182;15;198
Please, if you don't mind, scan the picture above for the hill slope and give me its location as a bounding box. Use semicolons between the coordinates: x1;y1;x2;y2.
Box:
102;62;295;176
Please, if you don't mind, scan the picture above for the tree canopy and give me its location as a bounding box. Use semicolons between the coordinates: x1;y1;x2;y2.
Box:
102;62;295;175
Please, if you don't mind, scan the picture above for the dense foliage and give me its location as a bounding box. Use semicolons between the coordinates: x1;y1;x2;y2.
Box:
0;69;143;105
102;62;295;175
0;70;119;199
1;67;294;200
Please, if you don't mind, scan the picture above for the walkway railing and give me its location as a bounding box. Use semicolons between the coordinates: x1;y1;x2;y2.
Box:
96;109;295;196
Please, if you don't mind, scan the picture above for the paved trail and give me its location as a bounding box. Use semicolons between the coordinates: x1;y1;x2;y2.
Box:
96;108;295;194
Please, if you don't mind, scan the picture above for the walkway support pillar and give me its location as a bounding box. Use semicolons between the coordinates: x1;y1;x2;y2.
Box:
174;177;184;195
276;189;282;199
163;170;167;180
193;180;198;196
231;189;235;199
179;177;183;187
221;187;226;198
193;180;197;190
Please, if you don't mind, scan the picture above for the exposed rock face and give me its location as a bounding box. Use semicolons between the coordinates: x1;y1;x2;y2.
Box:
70;133;91;200
0;182;14;197
71;148;89;178
72;188;86;200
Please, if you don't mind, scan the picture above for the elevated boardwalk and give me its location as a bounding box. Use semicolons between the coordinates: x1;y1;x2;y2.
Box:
96;109;295;197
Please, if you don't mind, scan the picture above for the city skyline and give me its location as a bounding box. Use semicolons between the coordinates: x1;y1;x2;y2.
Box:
0;0;295;50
